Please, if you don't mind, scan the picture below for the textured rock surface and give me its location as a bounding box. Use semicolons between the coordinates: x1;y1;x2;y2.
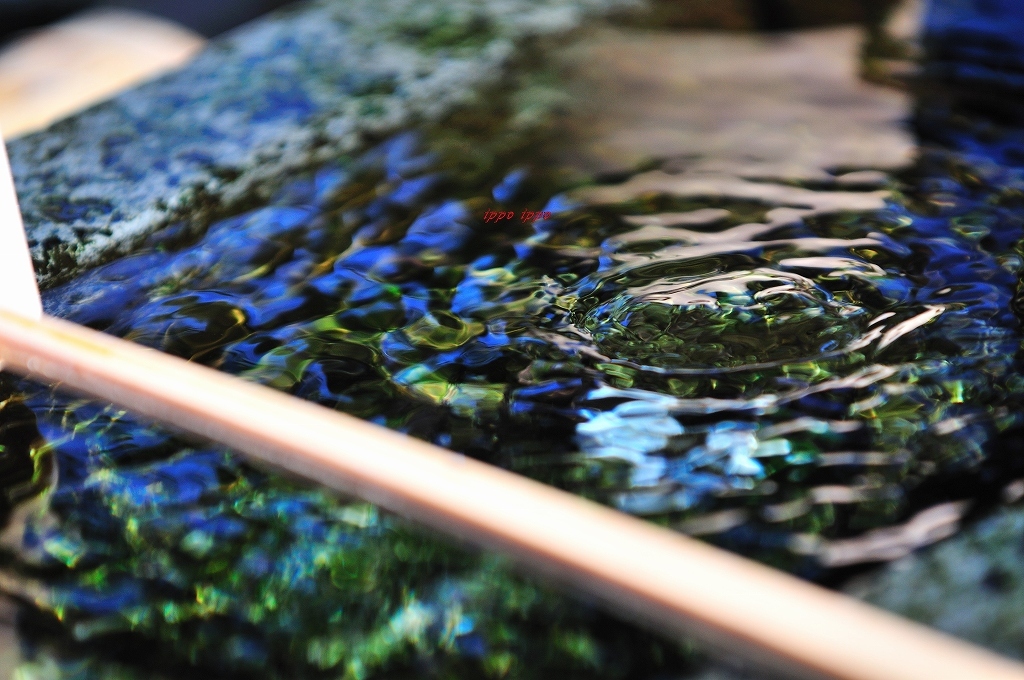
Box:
8;0;633;287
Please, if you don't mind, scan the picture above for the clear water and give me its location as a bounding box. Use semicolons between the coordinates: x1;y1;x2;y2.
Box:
1;98;1024;677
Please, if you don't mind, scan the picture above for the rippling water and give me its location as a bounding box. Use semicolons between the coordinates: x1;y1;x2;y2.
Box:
1;100;1024;677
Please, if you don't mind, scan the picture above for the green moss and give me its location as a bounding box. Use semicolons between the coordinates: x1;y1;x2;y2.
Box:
392;10;498;51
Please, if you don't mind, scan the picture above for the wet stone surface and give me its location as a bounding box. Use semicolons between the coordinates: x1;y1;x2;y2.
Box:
7;0;631;288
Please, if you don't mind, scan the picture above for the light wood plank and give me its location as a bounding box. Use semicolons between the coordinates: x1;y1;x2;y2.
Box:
0;10;204;138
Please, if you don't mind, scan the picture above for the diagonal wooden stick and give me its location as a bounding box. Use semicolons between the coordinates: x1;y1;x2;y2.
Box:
2;136;1023;680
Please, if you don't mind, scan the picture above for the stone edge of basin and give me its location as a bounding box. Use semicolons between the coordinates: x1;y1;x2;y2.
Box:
8;0;637;288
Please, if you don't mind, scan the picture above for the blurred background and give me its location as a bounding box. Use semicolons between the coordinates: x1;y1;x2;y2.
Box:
0;0;902;41
0;0;908;139
0;0;293;40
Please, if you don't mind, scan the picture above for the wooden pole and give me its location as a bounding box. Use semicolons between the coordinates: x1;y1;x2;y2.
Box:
0;309;1019;680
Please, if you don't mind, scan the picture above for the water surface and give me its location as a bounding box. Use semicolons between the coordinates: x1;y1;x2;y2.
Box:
1;98;1023;677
